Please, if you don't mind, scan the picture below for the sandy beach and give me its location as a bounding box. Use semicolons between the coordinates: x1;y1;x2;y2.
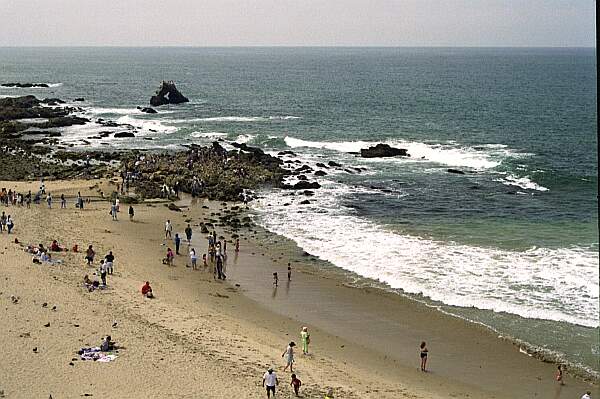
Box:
0;178;597;398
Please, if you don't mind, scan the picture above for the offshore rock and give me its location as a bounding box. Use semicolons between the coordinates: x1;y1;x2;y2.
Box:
360;143;409;158
150;81;189;106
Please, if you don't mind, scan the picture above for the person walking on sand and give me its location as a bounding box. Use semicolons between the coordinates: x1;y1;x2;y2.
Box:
129;205;134;221
420;341;429;372
288;263;292;281
99;260;108;286
189;248;197;270
174;233;181;255
555;364;565;385
60;194;66;209
46;192;52;209
165;220;173;239
282;342;296;372
290;373;302;397
166;248;174;266
104;251;115;275
262;368;278;399
235;238;240;252
301;327;310;355
85;245;95;266
111;202;118;221
185;224;192;245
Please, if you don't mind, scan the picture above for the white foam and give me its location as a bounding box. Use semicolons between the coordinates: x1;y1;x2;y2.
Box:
283;137;516;170
190;131;228;139
47;83;63;88
190;116;266;122
234;134;255;144
253;184;599;328
88;107;142;115
501;174;549;192
116;115;177;134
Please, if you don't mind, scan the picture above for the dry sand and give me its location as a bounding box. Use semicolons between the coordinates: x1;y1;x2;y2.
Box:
0;179;597;398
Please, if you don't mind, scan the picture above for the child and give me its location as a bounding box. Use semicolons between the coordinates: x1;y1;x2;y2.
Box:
202;253;207;267
290;373;301;396
273;272;278;287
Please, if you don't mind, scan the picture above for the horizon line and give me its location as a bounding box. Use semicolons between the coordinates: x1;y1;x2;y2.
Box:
0;45;596;49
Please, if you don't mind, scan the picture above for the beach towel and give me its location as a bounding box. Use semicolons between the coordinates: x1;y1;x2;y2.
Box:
78;347;118;362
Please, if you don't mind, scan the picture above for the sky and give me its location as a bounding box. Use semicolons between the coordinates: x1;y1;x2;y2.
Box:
0;0;595;47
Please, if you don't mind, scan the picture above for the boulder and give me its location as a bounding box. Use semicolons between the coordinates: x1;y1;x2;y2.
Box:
150;81;189;106
447;169;466;175
328;161;342;167
113;132;135;138
283;181;321;190
1;82;49;88
360;143;409;158
314;170;327;176
299;199;311;205
139;107;157;114
315;162;328;168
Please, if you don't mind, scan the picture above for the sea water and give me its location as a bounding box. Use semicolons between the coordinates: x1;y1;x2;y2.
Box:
1;46;597;376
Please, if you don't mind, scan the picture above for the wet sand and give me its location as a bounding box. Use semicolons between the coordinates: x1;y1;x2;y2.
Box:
0;178;596;398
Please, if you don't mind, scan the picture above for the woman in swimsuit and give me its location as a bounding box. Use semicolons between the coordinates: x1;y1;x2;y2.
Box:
420;341;428;372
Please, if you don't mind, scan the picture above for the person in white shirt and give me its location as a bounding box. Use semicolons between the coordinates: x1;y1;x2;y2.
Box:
189;248;198;270
581;391;592;399
165;220;173;239
262;368;278;398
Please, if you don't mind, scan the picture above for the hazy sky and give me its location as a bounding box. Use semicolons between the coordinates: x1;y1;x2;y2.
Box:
0;0;595;47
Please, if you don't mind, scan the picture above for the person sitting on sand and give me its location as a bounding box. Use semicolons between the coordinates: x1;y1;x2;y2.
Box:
100;335;115;352
83;274;100;291
40;251;51;263
50;240;62;252
141;281;154;298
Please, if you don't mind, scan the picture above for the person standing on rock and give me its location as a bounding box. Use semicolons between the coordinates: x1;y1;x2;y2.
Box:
165;220;173;239
185;224;193;245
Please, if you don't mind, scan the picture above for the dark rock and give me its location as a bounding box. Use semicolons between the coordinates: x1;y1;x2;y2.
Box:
297;175;307;180
277;150;296;156
315;162;328;168
303;190;315;196
299;200;310;205
1;82;49;88
447;169;466;175
167;203;182;212
150;81;189;106
40;98;65;106
113;132;135;138
328;161;342;167
344;169;354;174
360;143;409;158
314;170;327;176
140;107;157;114
73;98;85;102
283;181;321;190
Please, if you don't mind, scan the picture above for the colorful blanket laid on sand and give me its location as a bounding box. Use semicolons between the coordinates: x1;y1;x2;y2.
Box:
78;347;117;362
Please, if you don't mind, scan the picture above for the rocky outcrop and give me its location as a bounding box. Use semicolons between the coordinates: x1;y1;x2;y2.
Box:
360;143;409;158
282;181;321;190
1;83;49;88
138;107;157;114
150;81;189;106
447;169;465;175
114;132;135;138
328;161;342;167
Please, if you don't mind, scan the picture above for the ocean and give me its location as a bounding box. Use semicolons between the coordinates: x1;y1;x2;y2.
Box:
1;46;598;376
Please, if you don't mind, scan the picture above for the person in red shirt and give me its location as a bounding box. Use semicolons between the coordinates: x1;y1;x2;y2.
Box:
141;281;153;298
290;373;301;396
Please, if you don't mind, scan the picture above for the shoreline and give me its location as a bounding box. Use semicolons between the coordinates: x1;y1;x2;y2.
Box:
0;178;596;398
